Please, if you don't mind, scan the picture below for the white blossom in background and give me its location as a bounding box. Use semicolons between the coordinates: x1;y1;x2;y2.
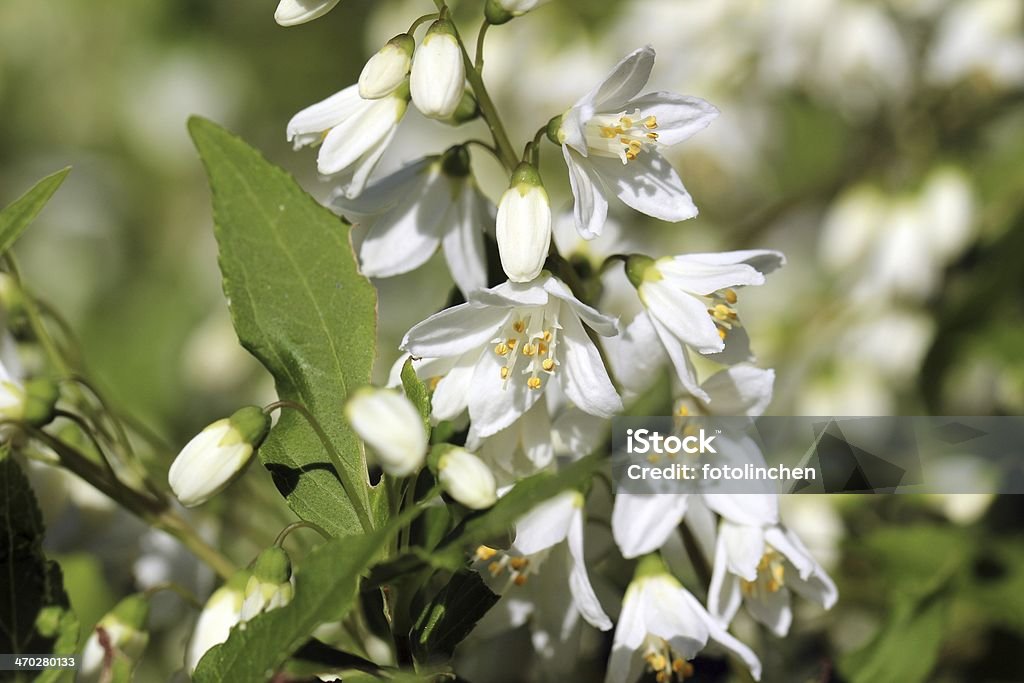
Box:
438;447;499;509
495;162;552;282
275;0;342;26
554;46;719;239
334;147;490;295
345;387;427;476
186;571;250;673
402;273;622;439
80;595;150;683
410;19;465;119
708;521;837;636
927;0;1024;88
287;84;408;198
607;554;762;683
359;34;415;99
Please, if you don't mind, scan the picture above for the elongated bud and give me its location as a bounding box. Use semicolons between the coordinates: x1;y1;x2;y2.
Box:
168;406;270;507
410;19;465;119
496;162;551;283
241;547;293;622
186;570;250;673
359;34;415;99
80;594;150;683
274;0;341;26
436;446;497;510
624;254;658;289
345;387;427;477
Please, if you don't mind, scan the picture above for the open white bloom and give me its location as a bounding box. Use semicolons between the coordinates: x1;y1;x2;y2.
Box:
629;250;784;402
607;554;761;683
410;19;465;119
708;521;837;637
286;85;407;198
168;406;270;507
402;272;621;439
554;46;718;239
80;594;150;683
359;34;414;99
495;162;551;283
186;571;249;673
927;0;1024;88
240;547;293;623
345;387;427;477
334;147;489;295
438;447;498;509
275;0;341;26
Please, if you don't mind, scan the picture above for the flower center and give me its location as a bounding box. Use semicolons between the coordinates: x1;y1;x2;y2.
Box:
705;288;740;340
643;636;695;682
740;548;786;597
584;109;660;164
474;545;537;587
492;307;562;391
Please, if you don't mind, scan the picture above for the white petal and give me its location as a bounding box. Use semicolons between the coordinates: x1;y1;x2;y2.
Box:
467;349;543;438
542;276;618;336
563;146;609;240
513;490;578;554
744;585;793;637
708;540;743;625
317;96;403;175
402;303;509;358
470;278;550;308
611;493;687;558
668;249;786;274
519;400;554;468
656;257;767;295
604;312;666;398
341;124;397;198
565;509;613;630
701;366;774;417
768;527;838;609
410;30;465;119
649;316;709;402
591;152;697;222
720;521;765;580
626;92;719;146
430;352;477;422
681;590;762;680
332;157;433;217
557;308;622;418
703;493;779;527
442;184;490;295
275;0;341;26
576;46;656;116
705;326;754;367
641;280;723;354
286;85;361;146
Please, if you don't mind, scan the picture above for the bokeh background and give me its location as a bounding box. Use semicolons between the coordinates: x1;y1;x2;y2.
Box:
3;0;1023;680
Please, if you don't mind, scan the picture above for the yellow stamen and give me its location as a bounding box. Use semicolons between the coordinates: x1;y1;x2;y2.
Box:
495;342;510;356
542;358;556;372
718;327;727;340
724;288;738;304
527;377;542;390
475;545;498;561
513;320;525;333
428;376;442;391
509;557;528;570
500;367;510;380
522;343;537;357
644;115;658;129
677;405;689;417
513;574;528;586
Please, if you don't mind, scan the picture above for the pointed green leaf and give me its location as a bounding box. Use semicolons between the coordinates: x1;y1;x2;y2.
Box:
188;117;377;536
0;168;70;256
411;570;498;666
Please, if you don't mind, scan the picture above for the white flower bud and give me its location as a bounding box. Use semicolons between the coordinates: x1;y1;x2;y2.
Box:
274;0;341;26
410;19;465;119
345;387;427;477
168;406;270;507
186;570;249;673
80;594;150;683
438;447;497;510
359;34;415;99
0;375;59;426
240;547;293;622
496;162;551;283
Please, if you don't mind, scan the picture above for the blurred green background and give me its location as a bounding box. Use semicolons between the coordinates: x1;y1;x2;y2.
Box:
3;0;1024;680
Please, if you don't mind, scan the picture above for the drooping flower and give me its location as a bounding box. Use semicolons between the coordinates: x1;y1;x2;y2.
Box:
345;387;427;477
286;84;408;198
240;547;293;622
607;554;761;683
167;406;271;507
80;594;150;683
626;249;784;402
274;0;341;26
359;34;415;100
495;162;552;283
708;521;837;637
402;272;621;439
186;570;250;673
553;46;719;239
437;446;498;509
410;19;466;119
333;146;490;295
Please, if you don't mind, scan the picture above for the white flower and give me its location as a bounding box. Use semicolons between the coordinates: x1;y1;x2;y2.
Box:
402;272;621;439
496;0;549;14
495;162;552;283
927;0;1024;88
631;250;784;402
345;387;427;477
438;447;498;509
554;46;719;239
167;406;270;507
240;547;293;622
410;19;465;119
80;595;150;683
708;522;837;637
359;34;415;99
275;0;341;26
286;85;407;198
607;554;761;683
477;490;612;632
186;572;249;673
333;147;490;295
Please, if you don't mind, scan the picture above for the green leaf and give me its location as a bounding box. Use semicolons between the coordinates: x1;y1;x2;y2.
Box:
410;570;499;666
188;117;377;537
0;167;70;256
0;449;71;668
401;358;432;436
32;606;79;683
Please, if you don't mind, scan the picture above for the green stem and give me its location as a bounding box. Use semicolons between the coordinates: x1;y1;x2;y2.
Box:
407;12;438;34
474;17;490;71
264;400;374;533
274;520;332;547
